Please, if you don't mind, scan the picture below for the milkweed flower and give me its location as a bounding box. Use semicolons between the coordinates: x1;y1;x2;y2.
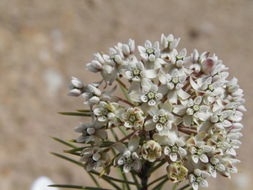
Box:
66;34;245;190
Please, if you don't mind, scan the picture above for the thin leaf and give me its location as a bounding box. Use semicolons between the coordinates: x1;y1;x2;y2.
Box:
116;78;133;104
59;112;91;117
90;171;136;185
49;184;110;190
64;147;87;153
178;184;190;190
152;177;168;190
51;137;77;148
51;153;121;190
131;172;141;189
118;126;127;136
120;168;131;190
172;182;179;190
51;152;84;167
88;173;101;188
110;128;119;141
148;175;167;187
77;109;91;113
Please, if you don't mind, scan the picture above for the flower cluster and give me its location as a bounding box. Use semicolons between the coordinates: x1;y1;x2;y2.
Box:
68;34;245;190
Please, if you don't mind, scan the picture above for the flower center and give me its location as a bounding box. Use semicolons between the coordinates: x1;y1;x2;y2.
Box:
208;84;214;91
193;105;199;111
146;48;154;55
219;116;224;122
133;68;141;76
159;115;168;124
172;146;178;152
129;114;137;123
147;91;156;99
172;77;179;84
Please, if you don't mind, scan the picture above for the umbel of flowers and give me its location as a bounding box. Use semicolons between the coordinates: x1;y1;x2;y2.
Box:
65;34;245;190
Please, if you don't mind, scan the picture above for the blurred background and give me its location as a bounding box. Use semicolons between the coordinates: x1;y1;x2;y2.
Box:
0;0;252;189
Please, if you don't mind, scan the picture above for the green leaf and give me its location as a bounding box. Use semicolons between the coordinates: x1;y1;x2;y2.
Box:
51;137;77;148
51;152;84;167
76;109;91;113
152;177;168;190
178;184;190;190
51;153;121;190
58;112;91;117
116;78;133;104
90;171;136;185
148;175;167;187
64;147;87;153
88;173;101;188
130;172;141;189
49;184;110;190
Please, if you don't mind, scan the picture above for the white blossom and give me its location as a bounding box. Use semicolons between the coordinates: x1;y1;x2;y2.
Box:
66;34;246;188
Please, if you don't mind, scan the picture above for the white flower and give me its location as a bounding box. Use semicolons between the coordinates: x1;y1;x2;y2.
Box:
187;137;214;164
66;34;245;187
138;40;160;62
210;110;233;129
74;122;107;143
122;107;145;129
163;138;187;162
81;83;102;104
121;39;135;56
160;34;180;51
81;147;110;171
159;69;186;90
141;140;162;162
189;169;210;190
144;108;174;131
114;135;141;173
93;101;120;125
68;77;85;96
129;84;163;106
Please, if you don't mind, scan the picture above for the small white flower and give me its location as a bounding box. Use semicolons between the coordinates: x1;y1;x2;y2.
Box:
160;34;180;51
93;101;120;125
141;140;162;162
75;122;107;143
114;135;141;173
187;137;214;164
81;147;110;171
144;108;174;131
138;40;160;62
68;77;85;96
141;87;163;106
189;169;210;190
163;138;187;162
122;107;145;129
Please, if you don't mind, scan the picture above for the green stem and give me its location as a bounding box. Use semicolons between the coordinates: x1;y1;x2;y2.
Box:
139;162;151;190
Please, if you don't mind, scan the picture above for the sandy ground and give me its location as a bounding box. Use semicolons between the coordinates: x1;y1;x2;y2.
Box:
0;0;253;189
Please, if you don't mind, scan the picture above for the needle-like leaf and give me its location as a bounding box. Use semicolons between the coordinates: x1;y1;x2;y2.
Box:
49;184;110;190
58;112;91;117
